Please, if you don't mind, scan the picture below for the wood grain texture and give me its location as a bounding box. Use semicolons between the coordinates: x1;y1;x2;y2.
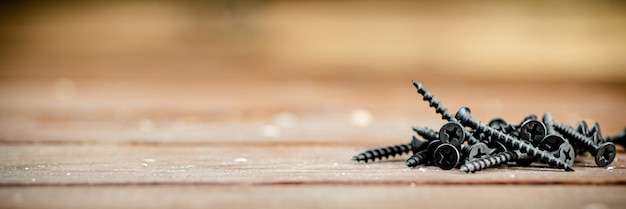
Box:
2;185;625;209
2;1;626;208
0;78;625;208
0;78;624;146
1;145;625;186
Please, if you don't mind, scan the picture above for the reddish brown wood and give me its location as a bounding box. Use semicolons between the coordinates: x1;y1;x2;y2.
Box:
2;185;626;209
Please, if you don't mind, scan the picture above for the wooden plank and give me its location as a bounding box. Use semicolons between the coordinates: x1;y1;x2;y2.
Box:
1;145;624;185
1;185;625;209
0;79;624;146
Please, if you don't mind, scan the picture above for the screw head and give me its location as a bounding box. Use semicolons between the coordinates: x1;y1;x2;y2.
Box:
558;143;576;167
427;140;443;156
595;142;616;167
487;141;508;154
520;120;546;145
439;122;465;147
466;142;489;162
434;143;461;170
454;107;472;123
488;118;509;131
539;135;567;152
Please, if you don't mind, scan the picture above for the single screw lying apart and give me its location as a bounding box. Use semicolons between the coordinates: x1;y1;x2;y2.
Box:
553;124;616;167
352;136;428;163
455;107;574;171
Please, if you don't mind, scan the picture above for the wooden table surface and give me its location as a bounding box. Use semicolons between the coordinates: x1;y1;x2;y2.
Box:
2;1;626;208
1;78;625;209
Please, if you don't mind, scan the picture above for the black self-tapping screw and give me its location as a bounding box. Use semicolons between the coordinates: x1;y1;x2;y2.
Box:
519;119;547;146
407;140;442;167
412;81;480;146
541;113;576;166
412;81;455;121
439;122;466;146
476;119;518;144
538;133;576;166
412;126;439;141
469;141;510;162
542;113;557;136
433;143;461;170
352;136;428;163
406;149;429;167
452;142;499;170
553;124;616;167
460;150;528;173
464;142;492;162
352;143;411;163
573;121;590;155
459;141;514;173
455;107;574;171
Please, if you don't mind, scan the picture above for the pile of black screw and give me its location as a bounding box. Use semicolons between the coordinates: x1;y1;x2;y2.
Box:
352;81;626;173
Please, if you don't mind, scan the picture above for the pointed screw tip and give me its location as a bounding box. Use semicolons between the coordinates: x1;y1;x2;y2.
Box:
412;81;421;87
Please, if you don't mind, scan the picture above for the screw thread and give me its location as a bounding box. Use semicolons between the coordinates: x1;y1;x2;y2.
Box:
543;113;556;135
406;149;429;167
412;81;456;122
412;126;439;141
460;151;517;173
577;121;589;136
589;123;601;139
553;123;596;152
456;107;574;171
353;143;412;163
500;124;517;133
413;81;480;145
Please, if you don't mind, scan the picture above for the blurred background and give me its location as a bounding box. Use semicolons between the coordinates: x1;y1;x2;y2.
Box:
0;0;625;146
